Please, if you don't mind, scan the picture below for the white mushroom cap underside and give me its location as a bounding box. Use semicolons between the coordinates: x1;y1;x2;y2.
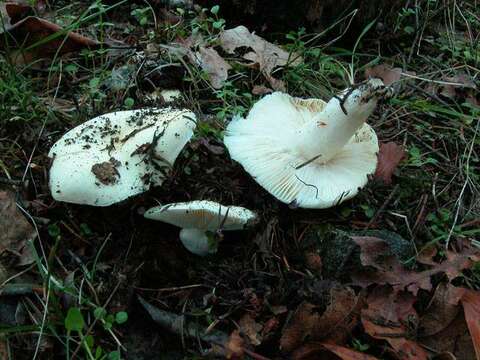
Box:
49;108;196;206
224;92;379;209
144;200;257;231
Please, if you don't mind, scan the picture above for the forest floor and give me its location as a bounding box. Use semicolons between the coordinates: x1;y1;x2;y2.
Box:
0;1;479;359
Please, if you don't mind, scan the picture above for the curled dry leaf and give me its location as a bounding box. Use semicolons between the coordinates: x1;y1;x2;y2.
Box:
361;286;428;360
426;73;479;107
280;286;361;352
0;190;35;265
193;46;232;89
292;343;379;360
374;142;405;184
223;330;245;359
219;25;302;90
351;236;480;295
420;308;475;360
0;4;99;61
239;313;263;346
419;283;463;337
252;85;273;95
460;289;480;360
365;64;402;86
322;343;380;360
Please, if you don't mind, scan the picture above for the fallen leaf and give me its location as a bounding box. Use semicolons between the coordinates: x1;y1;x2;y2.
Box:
311;286;361;344
420;311;475;360
223;330;245;359
261;317;279;338
419;283;463;337
0;190;35;264
193;46;232;89
0;4;100;61
280;285;361;352
280;302;318;352
292;343;379;360
365;64;402;86
426;73;479;107
374;142;405;184
239;313;262;346
219;25;301;90
322;343;380;360
252;85;273;95
304;251;322;273
361;286;428;360
351;236;480;295
460;289;480;359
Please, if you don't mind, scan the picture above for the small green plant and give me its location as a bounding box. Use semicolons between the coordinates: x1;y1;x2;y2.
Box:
213;82;254;121
131;6;152;26
407;146;438;167
65;306;128;360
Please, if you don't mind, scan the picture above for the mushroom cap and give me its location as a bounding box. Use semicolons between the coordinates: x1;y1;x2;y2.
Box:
49;108;196;206
144;200;257;231
224;93;379;209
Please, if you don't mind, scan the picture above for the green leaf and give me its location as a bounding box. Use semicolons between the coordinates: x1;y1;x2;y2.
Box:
65;307;85;332
210;5;220;15
212;19;224;29
95;346;103;359
124;97;134;108
94;307;107;320
108;351;121;360
85;335;94;348
115;312;128;324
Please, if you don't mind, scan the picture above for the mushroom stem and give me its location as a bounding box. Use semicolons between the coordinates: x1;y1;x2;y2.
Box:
179;228;212;256
295;79;390;163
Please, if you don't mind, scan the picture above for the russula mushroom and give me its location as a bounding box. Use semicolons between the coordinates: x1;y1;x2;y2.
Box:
49;108;196;206
144;200;257;256
224;78;392;209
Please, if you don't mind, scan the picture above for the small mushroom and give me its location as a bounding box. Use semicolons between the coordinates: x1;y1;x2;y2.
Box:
49;108;196;206
224;78;392;209
144;200;257;256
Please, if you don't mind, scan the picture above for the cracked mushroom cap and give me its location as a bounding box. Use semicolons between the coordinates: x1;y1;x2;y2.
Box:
224;90;381;209
144;200;257;231
49;108;196;206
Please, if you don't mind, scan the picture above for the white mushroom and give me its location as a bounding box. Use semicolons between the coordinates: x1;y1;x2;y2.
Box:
144;200;257;256
224;78;392;209
49;108;196;206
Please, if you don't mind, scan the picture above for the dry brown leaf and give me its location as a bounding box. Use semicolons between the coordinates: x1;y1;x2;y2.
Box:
426;73;479;107
193;46;232;89
322;343;380;360
0;190;35;264
460;289;480;359
365;64;402;86
311;286;361;344
223;329;245;359
280;286;361;352
219;25;301;90
420;311;475;360
292;343;379;360
1;7;100;61
304;251;322;273
238;313;263;346
251;85;273;95
280;302;318;352
361;286;428;360
351;237;480;295
374;142;405;184
419;283;463;337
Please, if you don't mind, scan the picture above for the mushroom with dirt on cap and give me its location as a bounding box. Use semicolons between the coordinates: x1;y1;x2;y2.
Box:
224;78;392;209
144;200;257;256
49;107;196;206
